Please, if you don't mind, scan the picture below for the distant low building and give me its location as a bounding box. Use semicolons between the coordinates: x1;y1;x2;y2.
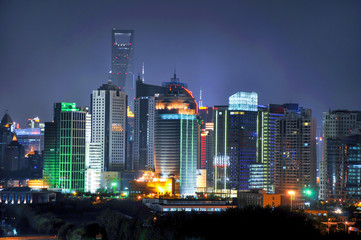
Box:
237;189;282;208
0;187;57;204
143;198;236;213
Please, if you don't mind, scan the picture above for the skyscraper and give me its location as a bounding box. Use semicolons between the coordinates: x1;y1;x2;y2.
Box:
133;75;167;171
252;104;284;193
342;132;361;201
43;102;87;193
274;104;316;195
110;29;134;109
91;80;127;172
228;91;258;190
154;73;199;196
213;105;229;191
320;110;361;201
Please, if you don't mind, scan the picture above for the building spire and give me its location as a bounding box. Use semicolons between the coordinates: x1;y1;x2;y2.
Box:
171;66;179;82
199;89;203;108
142;62;145;83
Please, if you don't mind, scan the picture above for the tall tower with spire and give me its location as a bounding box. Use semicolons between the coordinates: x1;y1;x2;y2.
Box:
110;29;134;110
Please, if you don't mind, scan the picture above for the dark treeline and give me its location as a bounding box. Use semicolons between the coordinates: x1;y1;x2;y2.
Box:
2;200;360;240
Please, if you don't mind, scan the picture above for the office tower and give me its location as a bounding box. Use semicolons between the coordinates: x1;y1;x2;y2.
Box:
43;102;87;193
204;123;215;187
320;110;361;201
85;143;103;193
274;104;316;195
111;29;134;109
342;132;361;201
133;75;167;170
4;134;25;171
154;73;199;196
0;112;14;170
252;104;284;193
227;91;258;191
213;106;229;191
91;80;127;172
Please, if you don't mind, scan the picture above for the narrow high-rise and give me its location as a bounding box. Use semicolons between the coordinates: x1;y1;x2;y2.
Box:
228;91;258;191
213;105;229;191
133;75;167;171
110;29;134;110
91;80;127;172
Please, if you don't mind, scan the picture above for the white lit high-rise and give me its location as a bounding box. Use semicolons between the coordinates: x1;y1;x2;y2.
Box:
91;80;127;172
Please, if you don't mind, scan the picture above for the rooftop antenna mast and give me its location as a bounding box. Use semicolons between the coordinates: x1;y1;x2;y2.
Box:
199;89;203;107
142;62;145;83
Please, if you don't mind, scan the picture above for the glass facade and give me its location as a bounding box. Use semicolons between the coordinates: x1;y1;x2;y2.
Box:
43;102;87;193
228;91;258;111
154;77;199;196
213;106;229;191
228;110;258;190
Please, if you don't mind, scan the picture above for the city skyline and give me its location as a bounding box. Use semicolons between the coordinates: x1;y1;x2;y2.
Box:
1;0;361;127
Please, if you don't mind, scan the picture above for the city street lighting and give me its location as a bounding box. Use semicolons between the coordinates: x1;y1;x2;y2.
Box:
288;191;295;211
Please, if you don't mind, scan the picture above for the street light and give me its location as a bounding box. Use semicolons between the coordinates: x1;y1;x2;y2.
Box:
288;191;295;211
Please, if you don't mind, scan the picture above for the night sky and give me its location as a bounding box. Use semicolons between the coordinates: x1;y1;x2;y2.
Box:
1;0;360;128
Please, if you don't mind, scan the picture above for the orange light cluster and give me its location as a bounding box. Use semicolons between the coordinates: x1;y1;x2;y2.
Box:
156;100;196;115
132;171;174;195
27;179;49;189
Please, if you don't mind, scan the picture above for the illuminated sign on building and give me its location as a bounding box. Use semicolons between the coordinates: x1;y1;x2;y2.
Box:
160;114;196;120
61;102;79;112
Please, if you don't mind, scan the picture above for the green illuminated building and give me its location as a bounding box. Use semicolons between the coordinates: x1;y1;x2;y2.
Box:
253;104;284;193
43;102;87;193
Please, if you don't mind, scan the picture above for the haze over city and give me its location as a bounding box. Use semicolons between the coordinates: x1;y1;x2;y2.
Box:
1;0;360;127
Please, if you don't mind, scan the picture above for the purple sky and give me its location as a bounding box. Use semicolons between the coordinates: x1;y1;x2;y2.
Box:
1;0;360;128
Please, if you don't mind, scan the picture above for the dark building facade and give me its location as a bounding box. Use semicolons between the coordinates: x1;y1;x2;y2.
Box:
133;76;167;170
321;110;361;201
213;105;229;191
4;135;25;171
274;104;316;194
0;113;14;171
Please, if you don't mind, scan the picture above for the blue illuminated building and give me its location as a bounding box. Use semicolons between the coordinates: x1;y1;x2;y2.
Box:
344;134;361;200
228;91;258;190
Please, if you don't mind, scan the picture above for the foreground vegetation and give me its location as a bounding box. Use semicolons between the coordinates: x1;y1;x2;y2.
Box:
1;198;361;240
